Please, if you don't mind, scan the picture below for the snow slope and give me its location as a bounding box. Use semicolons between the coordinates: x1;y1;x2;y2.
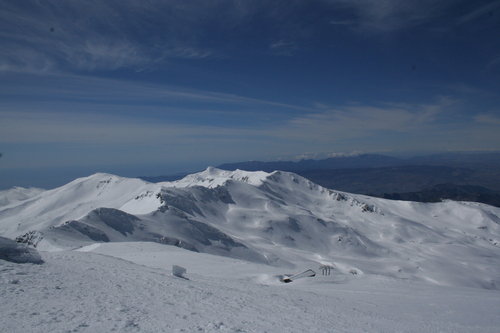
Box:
1;168;500;290
1;242;499;333
0;187;45;208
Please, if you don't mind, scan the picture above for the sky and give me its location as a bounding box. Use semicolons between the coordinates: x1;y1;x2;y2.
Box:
1;0;500;189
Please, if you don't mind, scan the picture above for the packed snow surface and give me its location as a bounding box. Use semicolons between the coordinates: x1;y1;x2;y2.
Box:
1;242;500;333
1;168;500;332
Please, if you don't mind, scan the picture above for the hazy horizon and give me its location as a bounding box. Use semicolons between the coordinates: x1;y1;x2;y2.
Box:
2;149;499;190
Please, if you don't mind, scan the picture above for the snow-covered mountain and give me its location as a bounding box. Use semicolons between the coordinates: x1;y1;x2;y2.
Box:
0;187;45;208
1;167;499;290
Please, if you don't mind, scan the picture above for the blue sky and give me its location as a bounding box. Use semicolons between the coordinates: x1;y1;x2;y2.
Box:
1;0;500;189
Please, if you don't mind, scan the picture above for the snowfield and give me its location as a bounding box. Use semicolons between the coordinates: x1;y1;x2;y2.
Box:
1;242;500;333
1;168;500;332
0;186;45;208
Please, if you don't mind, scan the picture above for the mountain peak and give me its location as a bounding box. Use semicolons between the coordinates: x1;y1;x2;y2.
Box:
171;167;272;188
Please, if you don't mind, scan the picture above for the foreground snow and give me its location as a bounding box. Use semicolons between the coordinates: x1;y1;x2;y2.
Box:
2;242;499;333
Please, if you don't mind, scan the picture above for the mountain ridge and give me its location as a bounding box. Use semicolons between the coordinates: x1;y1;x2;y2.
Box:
381;183;500;207
1;168;500;289
139;152;500;198
217;153;403;172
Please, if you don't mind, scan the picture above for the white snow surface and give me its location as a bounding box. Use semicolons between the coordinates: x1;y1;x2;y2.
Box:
1;167;500;332
0;187;45;208
1;242;499;333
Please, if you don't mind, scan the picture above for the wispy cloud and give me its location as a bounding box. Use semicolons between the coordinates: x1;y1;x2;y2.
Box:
1;0;339;73
329;20;356;26
2;94;497;167
456;0;500;25
487;55;500;70
3;0;479;75
324;0;461;32
4;0;422;74
0;109;235;145
278;102;447;142
0;97;452;145
269;39;298;56
474;114;500;125
0;72;319;148
254;97;500;153
0;72;316;117
0;0;224;73
295;151;364;160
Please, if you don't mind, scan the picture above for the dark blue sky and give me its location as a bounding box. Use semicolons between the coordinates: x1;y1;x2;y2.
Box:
1;0;500;189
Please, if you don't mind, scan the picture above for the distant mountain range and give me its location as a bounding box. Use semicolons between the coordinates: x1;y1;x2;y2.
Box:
218;152;500;172
140;152;500;207
217;153;402;171
381;183;500;207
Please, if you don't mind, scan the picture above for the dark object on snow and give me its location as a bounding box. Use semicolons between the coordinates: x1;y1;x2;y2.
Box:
283;269;316;283
172;265;189;280
0;236;44;264
319;265;334;275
